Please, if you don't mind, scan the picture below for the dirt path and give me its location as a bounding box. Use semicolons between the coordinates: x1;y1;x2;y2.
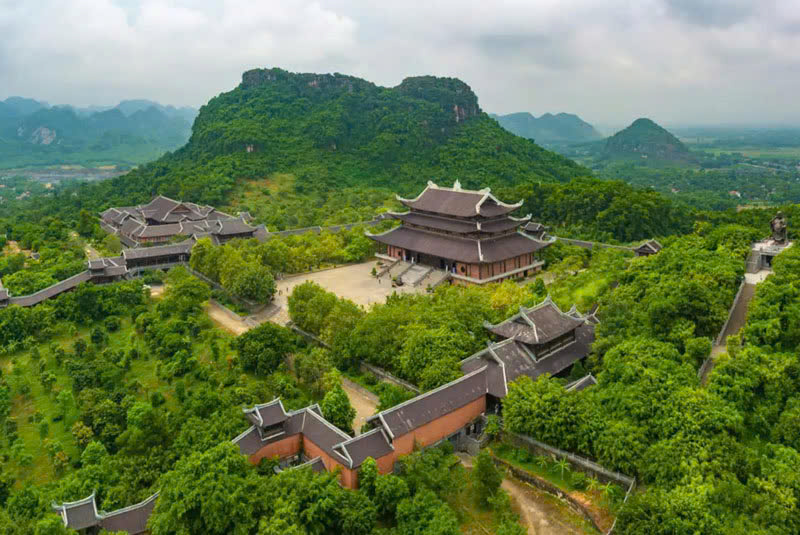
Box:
84;243;101;260
501;476;593;535
149;285;165;298
206;301;250;335
341;379;379;435
459;454;595;535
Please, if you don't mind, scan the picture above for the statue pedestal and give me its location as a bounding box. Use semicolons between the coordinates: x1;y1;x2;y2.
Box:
747;239;793;273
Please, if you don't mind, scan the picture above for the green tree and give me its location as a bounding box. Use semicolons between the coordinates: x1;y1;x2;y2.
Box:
472;451;503;508
102;233;122;254
373;473;410;520
34;516;74;535
234;322;296;376
227;264;275;303
319;384;356;434
358;457;378;497
395;489;459;535
149;443;263;535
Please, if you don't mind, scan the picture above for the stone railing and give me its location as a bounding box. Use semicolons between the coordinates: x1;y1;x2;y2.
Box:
503;431;635;488
360;363;421;394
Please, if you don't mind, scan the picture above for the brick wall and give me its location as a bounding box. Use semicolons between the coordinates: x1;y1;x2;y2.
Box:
248;434;302;464
379;396;486;470
303;437;357;488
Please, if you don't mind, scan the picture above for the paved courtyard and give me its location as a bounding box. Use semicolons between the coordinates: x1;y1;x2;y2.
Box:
271;260;422;325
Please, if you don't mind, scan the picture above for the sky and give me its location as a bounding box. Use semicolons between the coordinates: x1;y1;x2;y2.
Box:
1;0;799;127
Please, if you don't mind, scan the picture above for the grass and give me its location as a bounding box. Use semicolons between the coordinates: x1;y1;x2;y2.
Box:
447;475;505;535
492;442;581;492
227;172;295;212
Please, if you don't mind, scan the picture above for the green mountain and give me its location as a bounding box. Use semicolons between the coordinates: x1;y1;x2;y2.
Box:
491;111;602;146
0;99;195;168
604;118;692;162
110;67;588;206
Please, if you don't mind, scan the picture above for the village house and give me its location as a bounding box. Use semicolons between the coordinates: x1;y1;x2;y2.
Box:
368;181;553;285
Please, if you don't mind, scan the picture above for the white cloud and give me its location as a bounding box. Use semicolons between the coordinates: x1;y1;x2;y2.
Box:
0;0;798;124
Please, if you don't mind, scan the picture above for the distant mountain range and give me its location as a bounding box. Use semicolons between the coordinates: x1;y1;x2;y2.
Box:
604;118;692;163
490;112;603;146
0;97;197;169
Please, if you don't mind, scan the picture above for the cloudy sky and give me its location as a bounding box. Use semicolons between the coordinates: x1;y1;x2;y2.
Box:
1;0;798;127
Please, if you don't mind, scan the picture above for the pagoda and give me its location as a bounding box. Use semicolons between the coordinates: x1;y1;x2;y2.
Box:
368;181;553;284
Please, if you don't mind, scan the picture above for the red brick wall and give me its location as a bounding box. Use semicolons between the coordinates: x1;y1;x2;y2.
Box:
376;396;486;471
303;437;357;488
388;245;405;259
247;433;358;488
248;434;302;464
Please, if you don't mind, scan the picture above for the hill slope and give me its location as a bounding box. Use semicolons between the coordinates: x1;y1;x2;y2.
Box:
604;118;692;162
109;68;588;206
491;111;602;145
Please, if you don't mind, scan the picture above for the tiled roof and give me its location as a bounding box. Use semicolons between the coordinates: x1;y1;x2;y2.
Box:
566;374;598;392
635;239;663;254
369;227;547;264
9;270;93;307
52;494;100;530
231;426;266;456
234;404;359;468
99;493;159;535
121;241;192;261
216;218;256;235
302;410;353;465
290;456;327;473
137;223;185;238
397;181;522;218
339;428;394;468
390;211;529;235
243;399;287;428
486;297;585;345
461;325;595;393
367;367;489;438
524;222;546;232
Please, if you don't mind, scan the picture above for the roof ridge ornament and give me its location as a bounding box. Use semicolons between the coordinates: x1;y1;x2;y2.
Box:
519;305;539;343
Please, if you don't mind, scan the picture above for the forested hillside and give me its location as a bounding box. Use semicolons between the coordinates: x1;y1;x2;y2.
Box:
63;68;588;210
603;118;692;163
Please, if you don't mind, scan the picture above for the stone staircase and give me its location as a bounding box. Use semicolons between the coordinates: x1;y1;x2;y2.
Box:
384;260;412;280
418;268;451;290
400;264;432;286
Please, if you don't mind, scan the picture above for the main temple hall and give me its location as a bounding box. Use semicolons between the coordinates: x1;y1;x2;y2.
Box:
368;181;553;285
